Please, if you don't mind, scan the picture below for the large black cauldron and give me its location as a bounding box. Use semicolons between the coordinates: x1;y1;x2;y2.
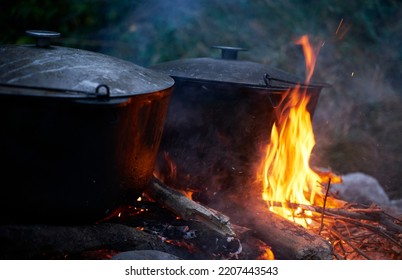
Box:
151;46;329;205
0;31;174;224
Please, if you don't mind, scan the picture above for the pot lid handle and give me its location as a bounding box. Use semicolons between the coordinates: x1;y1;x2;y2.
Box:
212;46;247;60
26;30;61;48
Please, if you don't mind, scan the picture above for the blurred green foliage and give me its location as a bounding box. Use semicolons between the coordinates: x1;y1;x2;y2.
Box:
1;0;401;198
1;0;137;49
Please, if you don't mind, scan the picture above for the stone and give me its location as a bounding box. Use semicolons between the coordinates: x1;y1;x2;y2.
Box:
331;172;390;206
390;199;402;214
111;250;181;260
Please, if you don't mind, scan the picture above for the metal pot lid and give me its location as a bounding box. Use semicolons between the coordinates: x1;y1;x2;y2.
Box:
150;46;329;90
0;30;174;98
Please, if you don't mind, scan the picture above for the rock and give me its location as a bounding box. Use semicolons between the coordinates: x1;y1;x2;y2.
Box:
112;250;181;260
390;199;402;214
331;172;390;206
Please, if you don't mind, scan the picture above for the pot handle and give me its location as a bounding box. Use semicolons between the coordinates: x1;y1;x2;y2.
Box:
74;84;130;105
263;74;282;108
95;84;111;99
264;73;331;89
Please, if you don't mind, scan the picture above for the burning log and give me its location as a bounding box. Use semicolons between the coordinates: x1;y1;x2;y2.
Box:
0;223;190;259
263;200;401;259
142;177;277;259
171;220;274;259
100;195;274;259
146;177;331;259
145;176;235;237
228;200;333;260
0;206;275;260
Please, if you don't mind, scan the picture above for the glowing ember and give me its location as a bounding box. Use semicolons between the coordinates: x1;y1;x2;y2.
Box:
257;247;275;260
258;35;324;227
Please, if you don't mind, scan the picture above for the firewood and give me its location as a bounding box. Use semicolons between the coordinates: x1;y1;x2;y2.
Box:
264;200;402;235
145;176;236;237
0;223;191;259
181;220;274;259
258;200;401;259
228;200;333;260
231;224;275;260
146;177;331;259
99;201;274;259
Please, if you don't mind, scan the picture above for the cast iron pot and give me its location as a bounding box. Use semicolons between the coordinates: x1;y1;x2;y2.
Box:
0;31;174;224
150;46;329;205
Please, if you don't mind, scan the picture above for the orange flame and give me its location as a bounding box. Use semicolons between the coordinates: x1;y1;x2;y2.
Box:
154;151;177;183
257;247;275;260
295;35;321;83
258;35;323;227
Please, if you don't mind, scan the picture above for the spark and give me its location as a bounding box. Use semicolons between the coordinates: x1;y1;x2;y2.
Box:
336;18;344;35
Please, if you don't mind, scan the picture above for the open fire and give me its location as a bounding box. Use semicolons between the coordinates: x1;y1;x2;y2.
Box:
147;35;401;260
0;35;400;261
258;35;338;228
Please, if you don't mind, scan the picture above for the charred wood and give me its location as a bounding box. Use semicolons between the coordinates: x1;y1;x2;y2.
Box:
145;176;235;237
146;177;332;259
229;201;333;260
102;202;274;259
0;223;190;259
182;220;274;259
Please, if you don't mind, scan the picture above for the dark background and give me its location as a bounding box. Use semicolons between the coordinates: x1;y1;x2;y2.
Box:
1;0;401;199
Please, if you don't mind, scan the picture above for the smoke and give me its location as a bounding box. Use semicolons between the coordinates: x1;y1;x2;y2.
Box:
97;0;205;65
311;58;402;199
307;26;402;199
